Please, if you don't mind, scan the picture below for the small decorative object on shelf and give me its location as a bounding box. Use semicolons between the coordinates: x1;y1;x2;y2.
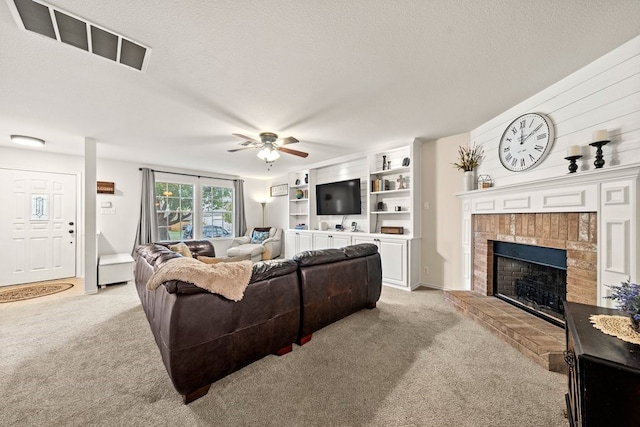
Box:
387;160;391;170
477;175;493;189
371;178;389;192
295;178;300;185
295;189;304;199
564;155;582;174
402;157;410;167
304;173;308;184
294;223;307;230
566;145;582;173
396;175;406;189
567;145;581;157
589;130;609;169
453;142;484;192
382;155;387;170
381;226;404;235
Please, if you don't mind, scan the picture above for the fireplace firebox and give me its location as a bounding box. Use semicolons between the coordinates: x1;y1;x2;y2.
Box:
493;241;567;327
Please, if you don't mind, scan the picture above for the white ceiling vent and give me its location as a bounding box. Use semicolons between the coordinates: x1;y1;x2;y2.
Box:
9;0;150;71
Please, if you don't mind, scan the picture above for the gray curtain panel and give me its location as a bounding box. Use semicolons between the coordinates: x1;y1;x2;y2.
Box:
133;168;158;251
234;179;247;237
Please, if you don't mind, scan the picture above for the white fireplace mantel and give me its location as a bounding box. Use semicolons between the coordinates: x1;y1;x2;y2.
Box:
457;164;640;307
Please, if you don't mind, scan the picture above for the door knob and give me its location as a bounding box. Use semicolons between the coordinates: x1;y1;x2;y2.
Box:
69;230;74;234
69;221;74;226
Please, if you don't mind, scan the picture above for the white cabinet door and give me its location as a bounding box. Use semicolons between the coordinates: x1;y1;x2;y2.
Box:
284;231;297;258
313;234;331;250
352;236;375;246
352;236;407;287
378;238;407;286
314;233;351;250
299;233;313;253
332;235;352;249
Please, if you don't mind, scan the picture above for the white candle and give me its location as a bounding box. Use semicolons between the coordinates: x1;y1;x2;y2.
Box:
593;129;608;142
567;145;581;157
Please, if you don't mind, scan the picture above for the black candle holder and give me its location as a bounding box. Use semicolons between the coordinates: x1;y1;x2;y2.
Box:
588;140;610;169
564;155;582;173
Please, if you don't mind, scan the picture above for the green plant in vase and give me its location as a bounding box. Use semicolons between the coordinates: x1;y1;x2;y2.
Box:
606;280;640;331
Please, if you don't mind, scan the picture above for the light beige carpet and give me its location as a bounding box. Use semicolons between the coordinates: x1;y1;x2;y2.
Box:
0;284;568;426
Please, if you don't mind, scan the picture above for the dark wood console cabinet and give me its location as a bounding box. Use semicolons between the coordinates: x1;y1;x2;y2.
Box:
564;302;640;427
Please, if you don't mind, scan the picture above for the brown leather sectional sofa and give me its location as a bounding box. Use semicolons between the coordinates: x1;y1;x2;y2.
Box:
134;240;382;404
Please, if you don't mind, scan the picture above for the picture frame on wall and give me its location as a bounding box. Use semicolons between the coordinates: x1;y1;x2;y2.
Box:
270;183;288;197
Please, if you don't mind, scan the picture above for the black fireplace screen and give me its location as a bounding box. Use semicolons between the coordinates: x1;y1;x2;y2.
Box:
493;241;567;324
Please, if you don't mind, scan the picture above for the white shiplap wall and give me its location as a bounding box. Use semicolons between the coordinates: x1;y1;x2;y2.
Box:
472;34;640;186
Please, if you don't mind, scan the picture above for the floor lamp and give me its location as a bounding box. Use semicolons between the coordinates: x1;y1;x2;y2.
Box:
260;202;267;226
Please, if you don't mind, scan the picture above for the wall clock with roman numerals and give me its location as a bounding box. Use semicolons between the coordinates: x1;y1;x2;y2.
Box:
498;112;555;172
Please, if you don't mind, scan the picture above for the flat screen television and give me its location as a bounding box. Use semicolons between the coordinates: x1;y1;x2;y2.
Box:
316;178;361;215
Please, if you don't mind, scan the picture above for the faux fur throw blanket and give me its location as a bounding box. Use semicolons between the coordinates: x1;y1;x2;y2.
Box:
146;258;253;301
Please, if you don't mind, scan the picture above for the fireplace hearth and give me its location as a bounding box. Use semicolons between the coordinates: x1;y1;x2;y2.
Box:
493;241;567;326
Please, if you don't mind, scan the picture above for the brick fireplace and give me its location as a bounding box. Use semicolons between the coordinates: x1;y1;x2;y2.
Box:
473;212;597;305
448;165;639;372
447;212;597;373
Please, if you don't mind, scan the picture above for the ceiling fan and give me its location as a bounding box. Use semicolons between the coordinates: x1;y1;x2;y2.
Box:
228;132;309;161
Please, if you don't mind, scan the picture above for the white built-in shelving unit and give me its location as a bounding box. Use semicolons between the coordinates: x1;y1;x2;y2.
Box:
284;141;422;290
368;145;420;235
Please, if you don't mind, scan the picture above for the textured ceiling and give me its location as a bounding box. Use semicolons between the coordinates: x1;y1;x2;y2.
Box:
1;0;639;179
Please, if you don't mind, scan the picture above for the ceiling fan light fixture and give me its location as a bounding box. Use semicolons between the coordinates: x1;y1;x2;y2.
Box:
256;147;270;160
257;147;280;162
11;134;45;147
267;149;280;162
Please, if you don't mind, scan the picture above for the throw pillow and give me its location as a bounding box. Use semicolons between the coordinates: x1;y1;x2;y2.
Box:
198;254;252;264
168;242;193;258
251;230;270;244
253;227;273;237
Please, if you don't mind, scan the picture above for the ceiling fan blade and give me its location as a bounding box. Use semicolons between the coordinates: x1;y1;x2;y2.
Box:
279;146;309;158
232;133;258;142
227;146;256;152
279;136;299;145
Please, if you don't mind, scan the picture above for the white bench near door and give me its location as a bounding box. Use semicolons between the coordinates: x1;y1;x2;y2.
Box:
98;253;134;288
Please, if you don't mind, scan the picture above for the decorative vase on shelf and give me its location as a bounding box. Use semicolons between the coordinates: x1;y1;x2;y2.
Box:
304;174;308;184
463;170;475;192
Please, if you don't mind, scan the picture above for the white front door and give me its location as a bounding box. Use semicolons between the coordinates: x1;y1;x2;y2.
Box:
0;169;77;286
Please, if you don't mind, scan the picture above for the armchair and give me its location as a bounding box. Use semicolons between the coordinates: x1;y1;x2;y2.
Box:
226;227;282;262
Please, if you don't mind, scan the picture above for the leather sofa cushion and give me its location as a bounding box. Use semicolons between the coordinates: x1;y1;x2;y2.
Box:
156;240;216;258
161;258;299;294
293;243;378;266
342;243;378;258
250;259;298;283
293;248;346;266
136;243;181;268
